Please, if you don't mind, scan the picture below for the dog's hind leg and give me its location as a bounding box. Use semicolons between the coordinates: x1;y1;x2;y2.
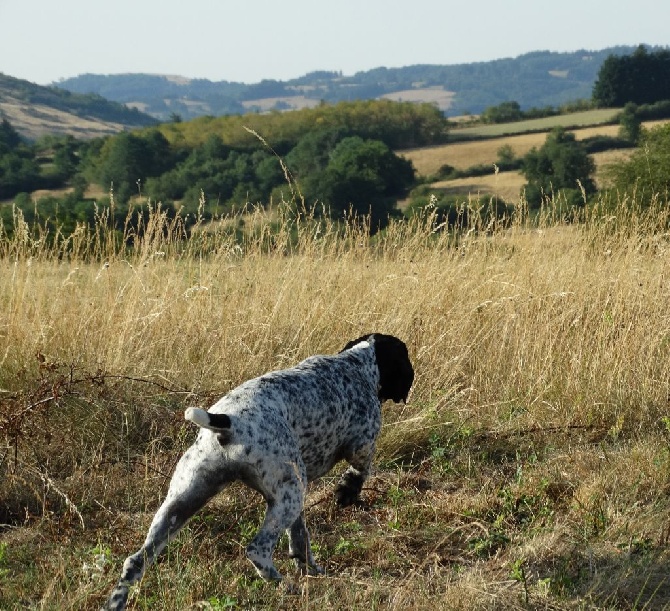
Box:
246;461;308;581
102;441;224;611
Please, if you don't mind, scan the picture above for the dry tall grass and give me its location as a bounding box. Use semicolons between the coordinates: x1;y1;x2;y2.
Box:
2;197;670;610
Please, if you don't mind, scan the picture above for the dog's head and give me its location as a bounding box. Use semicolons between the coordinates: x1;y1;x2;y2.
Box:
342;333;414;403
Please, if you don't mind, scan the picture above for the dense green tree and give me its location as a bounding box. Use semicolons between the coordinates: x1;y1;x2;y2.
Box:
593;45;670;107
0;153;40;199
0;120;41;199
144;139;284;214
52;135;80;179
606;123;670;203
521;127;596;207
497;144;516;165
155;99;448;151
481;101;523;124
618;102;642;144
285;128;348;180
303;136;415;228
0;118;22;154
92;130;172;202
253;153;285;196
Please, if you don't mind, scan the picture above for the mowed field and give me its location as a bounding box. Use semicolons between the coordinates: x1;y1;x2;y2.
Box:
0;96;132;140
400;116;670;202
450;108;622;139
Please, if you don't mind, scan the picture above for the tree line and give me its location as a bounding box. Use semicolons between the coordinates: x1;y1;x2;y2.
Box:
593;46;670;107
3;46;670;238
1;100;438;234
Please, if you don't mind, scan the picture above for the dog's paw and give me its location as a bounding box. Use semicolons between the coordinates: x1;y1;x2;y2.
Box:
280;580;301;595
334;484;360;507
295;560;325;577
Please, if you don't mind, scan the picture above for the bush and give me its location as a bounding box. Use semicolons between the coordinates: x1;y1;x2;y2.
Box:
521;127;596;209
405;191;512;230
634;99;670;121
605;122;670;205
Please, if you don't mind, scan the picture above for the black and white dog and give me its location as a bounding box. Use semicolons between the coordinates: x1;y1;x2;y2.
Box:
103;333;414;610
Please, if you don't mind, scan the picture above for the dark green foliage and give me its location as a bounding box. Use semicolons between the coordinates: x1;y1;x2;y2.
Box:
51;136;79;179
482;101;523;124
0;154;40;199
634;99;670;121
295;135;415;230
0;118;21;153
1;100;426;238
0;119;40;198
0;189;101;237
521;127;596;208
618;103;642;144
285;128;348;179
142;134;286;220
0;124;94;200
497;145;516;165
89;130;172;202
606;123;670;204
593;45;670;107
579;135;631;155
405;190;512;230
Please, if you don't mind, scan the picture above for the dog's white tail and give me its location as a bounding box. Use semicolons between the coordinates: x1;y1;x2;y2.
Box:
184;408;232;431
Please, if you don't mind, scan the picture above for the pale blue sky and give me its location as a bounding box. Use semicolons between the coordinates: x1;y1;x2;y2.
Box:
1;0;668;85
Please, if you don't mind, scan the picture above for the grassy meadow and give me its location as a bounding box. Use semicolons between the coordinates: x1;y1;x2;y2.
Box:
2;197;670;610
401;124;627;177
400;114;670;206
449;109;622;140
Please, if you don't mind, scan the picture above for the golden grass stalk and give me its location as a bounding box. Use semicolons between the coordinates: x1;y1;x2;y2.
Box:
2;192;670;609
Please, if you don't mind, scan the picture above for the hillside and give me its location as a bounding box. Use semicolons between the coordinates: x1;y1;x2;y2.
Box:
0;73;157;140
55;46;649;122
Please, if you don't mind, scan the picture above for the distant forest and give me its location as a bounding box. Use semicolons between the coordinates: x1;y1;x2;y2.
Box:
55;47;652;120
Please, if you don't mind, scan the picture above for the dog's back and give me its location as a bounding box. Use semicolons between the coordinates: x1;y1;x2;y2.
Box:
189;343;381;481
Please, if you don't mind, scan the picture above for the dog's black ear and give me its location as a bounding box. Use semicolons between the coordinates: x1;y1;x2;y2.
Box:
371;334;414;403
341;333;414;403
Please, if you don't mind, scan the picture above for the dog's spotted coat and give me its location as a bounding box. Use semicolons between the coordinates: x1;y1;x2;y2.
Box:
102;333;414;610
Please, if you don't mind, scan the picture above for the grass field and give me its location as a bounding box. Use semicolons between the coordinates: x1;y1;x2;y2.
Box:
399;117;670;203
3;199;670;610
450;109;622;140
400;121;637;177
420;151;635;203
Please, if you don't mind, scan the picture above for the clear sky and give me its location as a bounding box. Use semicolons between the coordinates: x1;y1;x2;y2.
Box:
1;0;668;85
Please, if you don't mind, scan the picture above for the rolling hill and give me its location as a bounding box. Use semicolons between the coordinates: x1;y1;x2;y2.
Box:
54;46;652;121
0;73;157;140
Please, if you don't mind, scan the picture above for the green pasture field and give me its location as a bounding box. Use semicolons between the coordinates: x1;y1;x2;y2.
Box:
450;108;622;139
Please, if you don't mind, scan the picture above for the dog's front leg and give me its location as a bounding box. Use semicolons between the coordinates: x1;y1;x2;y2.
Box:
288;512;324;576
334;442;375;507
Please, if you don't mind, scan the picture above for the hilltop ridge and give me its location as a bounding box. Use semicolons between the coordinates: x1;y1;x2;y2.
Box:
54;46;647;121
